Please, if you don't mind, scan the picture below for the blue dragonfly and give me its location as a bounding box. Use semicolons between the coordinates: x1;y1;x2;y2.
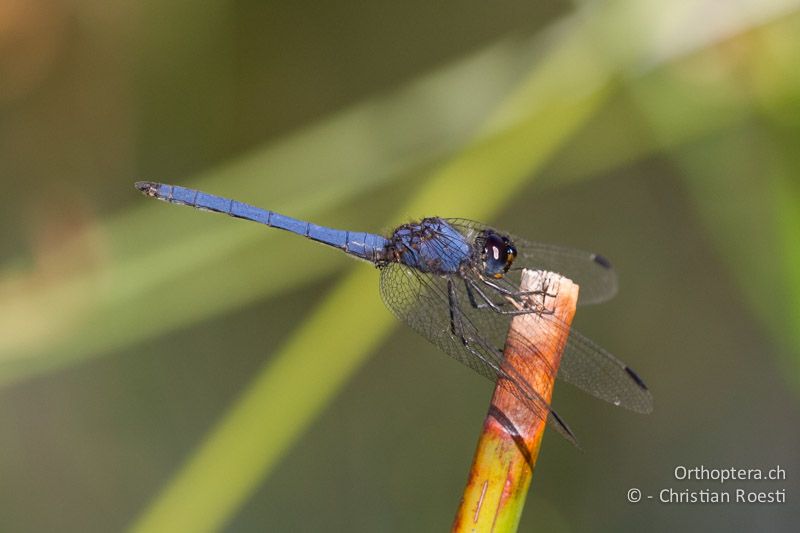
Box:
136;181;652;444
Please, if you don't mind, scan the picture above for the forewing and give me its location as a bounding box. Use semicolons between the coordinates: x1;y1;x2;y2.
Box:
445;218;618;305
378;262;578;444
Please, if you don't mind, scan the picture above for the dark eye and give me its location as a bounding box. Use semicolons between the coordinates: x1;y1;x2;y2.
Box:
482;233;516;278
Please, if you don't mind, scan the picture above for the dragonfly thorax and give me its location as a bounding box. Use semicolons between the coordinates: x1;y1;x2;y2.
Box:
387;218;471;274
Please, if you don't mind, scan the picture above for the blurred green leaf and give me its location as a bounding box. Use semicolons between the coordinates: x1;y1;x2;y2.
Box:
0;37;544;386
670;135;800;387
627;11;800;386
4;0;795;388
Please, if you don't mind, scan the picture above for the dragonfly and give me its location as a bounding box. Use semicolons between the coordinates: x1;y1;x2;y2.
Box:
136;181;652;444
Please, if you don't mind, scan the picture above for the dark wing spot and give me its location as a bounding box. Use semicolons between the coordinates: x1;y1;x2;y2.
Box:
592;253;613;269
549;409;579;447
625;366;649;391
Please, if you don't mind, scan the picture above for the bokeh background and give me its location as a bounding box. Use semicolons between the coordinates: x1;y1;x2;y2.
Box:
1;1;799;531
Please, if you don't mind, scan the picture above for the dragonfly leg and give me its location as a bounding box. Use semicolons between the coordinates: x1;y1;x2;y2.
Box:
479;275;558;302
447;278;461;338
452;279;557;382
447;280;577;445
469;278;556;317
448;280;506;369
464;279;533;316
463;277;501;309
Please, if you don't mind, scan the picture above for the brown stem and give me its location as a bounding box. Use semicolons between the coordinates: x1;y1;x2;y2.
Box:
452;270;579;532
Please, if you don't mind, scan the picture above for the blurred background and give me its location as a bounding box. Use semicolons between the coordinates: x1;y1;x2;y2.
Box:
1;0;798;531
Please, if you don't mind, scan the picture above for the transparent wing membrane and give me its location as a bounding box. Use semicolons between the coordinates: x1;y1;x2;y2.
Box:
379;252;651;445
445;218;618;305
379;262;578;444
561;330;652;413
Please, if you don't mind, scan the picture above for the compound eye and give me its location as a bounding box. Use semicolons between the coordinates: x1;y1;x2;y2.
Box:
506;242;517;268
482;233;514;278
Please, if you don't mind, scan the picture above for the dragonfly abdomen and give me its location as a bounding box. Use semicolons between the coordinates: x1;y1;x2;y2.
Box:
135;181;389;262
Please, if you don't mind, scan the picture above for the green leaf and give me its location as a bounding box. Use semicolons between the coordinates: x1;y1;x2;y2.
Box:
0;37;538;385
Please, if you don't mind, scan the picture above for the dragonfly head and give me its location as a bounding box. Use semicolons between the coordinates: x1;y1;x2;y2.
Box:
480;231;517;279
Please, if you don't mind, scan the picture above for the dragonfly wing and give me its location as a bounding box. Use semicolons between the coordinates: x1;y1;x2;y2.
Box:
393;243;651;415
379;262;578;445
561;329;653;413
513;240;618;305
444;218;618;305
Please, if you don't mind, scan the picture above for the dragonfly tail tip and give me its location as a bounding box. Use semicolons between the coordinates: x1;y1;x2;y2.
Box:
135;181;159;196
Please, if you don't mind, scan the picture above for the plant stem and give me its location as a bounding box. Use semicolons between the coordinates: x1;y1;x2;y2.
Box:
452;269;578;532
